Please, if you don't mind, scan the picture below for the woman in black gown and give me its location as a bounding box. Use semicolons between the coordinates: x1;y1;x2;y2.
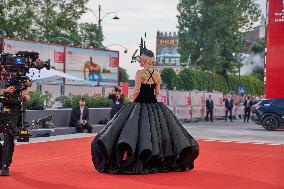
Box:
91;41;199;174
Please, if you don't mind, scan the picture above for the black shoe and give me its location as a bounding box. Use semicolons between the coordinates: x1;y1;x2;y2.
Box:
1;165;10;176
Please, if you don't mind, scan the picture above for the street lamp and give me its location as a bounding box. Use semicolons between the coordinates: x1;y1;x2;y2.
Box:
49;37;74;46
186;48;202;69
105;44;127;54
86;5;120;47
234;53;247;94
186;54;191;68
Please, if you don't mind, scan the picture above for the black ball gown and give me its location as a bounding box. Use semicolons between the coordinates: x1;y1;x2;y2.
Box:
91;82;199;174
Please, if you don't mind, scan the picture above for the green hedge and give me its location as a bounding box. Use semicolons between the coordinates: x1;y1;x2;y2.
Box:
26;91;53;109
59;95;112;108
169;68;263;95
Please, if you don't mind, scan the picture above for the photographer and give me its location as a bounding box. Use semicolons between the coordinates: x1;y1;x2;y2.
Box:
0;82;30;176
108;86;125;119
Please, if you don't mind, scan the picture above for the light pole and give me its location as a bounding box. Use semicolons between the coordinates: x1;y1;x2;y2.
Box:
105;44;127;54
234;53;246;94
86;5;119;47
186;53;191;68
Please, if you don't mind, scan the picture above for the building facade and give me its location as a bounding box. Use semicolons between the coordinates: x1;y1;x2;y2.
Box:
154;31;182;74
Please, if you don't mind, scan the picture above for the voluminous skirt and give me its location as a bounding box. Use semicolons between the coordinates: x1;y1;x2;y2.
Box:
91;102;199;174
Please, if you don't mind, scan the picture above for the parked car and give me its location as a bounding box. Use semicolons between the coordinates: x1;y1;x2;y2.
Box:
251;99;284;131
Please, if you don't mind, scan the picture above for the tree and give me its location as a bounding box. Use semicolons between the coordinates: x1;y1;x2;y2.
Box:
250;37;265;54
79;23;103;48
0;0;38;39
160;68;177;89
0;0;103;46
119;67;129;83
250;37;265;81
177;0;260;76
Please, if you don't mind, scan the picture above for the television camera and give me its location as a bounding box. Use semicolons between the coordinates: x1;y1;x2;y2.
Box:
0;51;51;142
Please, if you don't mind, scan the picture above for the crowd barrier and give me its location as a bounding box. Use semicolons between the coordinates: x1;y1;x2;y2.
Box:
214;106;226;118
174;106;191;120
191;105;204;119
168;91;190;106
33;84;235;120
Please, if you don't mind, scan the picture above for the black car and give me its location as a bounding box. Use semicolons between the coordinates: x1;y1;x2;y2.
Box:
251;99;284;131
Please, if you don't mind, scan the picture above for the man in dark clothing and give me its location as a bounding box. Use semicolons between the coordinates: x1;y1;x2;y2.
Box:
205;95;214;122
108;87;125;119
69;97;92;133
243;96;253;122
0;85;30;176
225;95;234;122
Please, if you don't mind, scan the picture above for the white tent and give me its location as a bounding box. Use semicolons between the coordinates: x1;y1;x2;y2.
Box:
27;68;83;81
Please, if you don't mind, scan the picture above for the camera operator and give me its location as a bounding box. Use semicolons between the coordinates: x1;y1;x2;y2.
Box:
0;80;30;176
108;86;125;119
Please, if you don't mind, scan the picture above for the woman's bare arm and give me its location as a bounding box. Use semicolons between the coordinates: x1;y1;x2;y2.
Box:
132;71;141;102
155;72;161;97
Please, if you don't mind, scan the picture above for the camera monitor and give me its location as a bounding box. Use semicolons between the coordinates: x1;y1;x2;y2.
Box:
15;57;24;65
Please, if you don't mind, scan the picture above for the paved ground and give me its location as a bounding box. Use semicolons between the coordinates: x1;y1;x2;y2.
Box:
2;119;281;145
184;120;284;144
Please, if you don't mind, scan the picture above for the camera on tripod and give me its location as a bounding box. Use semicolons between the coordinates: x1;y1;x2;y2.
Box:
1;51;50;92
0;51;51;142
0;51;50;70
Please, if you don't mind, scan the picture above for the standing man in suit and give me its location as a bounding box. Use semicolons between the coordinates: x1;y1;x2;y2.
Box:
69;97;93;133
243;96;253;122
205;95;214;122
225;94;234;122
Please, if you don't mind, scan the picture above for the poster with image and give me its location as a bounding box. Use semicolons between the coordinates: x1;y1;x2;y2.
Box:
65;47;119;86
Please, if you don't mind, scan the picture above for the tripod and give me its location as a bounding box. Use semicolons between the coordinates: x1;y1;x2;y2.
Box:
17;95;30;142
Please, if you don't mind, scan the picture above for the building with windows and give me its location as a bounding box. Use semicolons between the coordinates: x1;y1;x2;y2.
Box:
154;31;182;74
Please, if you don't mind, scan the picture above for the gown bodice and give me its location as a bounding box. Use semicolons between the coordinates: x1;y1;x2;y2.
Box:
134;83;157;103
134;69;157;103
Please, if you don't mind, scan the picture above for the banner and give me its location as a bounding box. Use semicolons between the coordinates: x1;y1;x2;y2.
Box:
191;105;204;118
161;95;168;105
3;38;65;71
156;90;168;104
65;85;102;96
175;106;191;120
266;0;284;98
121;82;129;97
190;91;205;106
65;47;119;86
214;106;226;117
168;91;190;106
204;92;224;106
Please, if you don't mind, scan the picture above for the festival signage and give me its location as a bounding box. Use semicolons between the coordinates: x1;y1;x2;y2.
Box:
65;47;119;86
265;0;284;98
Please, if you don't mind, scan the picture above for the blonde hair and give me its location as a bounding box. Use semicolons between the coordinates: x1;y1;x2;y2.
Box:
140;54;155;67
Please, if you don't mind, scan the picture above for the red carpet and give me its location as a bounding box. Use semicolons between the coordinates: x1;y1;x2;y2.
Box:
1;137;284;189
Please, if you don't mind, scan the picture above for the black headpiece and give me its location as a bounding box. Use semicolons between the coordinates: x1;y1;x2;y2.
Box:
131;33;154;63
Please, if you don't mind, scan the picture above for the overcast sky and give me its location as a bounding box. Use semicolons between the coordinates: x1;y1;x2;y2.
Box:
80;0;266;79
